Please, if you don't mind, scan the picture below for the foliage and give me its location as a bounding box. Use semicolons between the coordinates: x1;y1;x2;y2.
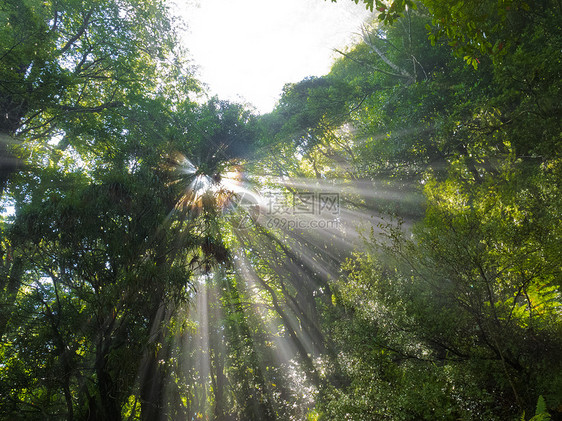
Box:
262;2;562;419
336;0;562;70
1;0;561;419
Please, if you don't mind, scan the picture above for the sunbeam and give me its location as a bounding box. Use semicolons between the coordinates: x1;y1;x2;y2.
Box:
4;0;557;418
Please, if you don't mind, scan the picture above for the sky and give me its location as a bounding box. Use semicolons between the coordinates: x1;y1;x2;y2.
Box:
175;0;372;114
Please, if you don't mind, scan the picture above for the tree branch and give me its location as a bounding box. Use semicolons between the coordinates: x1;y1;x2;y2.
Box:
362;26;413;81
55;101;123;113
58;10;94;55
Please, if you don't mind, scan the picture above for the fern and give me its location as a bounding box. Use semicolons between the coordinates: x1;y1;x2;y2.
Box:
526;395;551;421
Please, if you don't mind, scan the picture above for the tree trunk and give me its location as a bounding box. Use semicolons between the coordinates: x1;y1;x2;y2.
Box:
92;339;121;421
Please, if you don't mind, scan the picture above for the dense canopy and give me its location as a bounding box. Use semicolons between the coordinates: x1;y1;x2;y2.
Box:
1;0;561;420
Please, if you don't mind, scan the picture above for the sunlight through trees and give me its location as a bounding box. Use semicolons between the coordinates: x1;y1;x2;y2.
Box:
1;0;561;420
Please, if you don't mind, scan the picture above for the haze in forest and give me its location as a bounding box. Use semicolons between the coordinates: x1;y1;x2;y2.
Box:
1;0;561;420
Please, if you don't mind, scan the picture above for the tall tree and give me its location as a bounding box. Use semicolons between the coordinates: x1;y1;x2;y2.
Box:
0;0;193;192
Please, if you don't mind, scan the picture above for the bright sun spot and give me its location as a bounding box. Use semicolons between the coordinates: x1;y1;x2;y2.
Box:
173;0;372;113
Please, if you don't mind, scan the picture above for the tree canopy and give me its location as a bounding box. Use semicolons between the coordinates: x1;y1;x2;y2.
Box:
1;0;561;420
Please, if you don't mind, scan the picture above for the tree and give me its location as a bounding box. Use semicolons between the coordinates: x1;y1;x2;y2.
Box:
2;0;561;418
258;2;562;418
0;0;193;193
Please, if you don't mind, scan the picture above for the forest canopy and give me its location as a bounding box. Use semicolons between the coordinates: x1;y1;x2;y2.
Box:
1;0;561;420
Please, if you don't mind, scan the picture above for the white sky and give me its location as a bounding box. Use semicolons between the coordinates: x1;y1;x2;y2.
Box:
173;0;372;113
